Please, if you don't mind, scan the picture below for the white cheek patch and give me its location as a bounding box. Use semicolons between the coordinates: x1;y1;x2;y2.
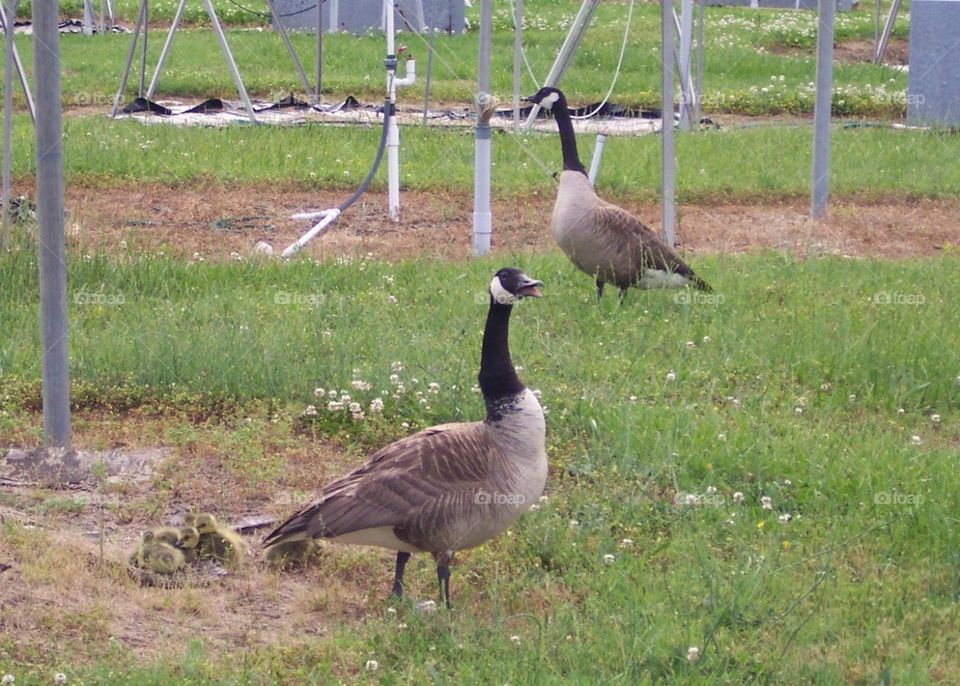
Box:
489;276;516;305
541;92;560;110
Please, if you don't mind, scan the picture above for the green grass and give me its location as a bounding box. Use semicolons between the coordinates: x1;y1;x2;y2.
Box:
3;0;911;115
4;113;959;201
1;246;959;682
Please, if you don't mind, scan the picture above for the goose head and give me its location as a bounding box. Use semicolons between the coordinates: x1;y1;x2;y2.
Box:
523;86;566;112
489;267;543;306
195;514;219;535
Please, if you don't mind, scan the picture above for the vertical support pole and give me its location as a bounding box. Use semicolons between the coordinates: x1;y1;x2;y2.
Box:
315;0;323;100
694;0;705;125
874;0;901;64
385;0;400;221
264;0;314;102
588;134;606;187
811;0;835;220
512;0;523;133
422;26;434;123
1;0;13;249
678;0;694;130
33;0;71;447
473;0;493;256
138;0;148;96
83;0;94;35
661;0;676;248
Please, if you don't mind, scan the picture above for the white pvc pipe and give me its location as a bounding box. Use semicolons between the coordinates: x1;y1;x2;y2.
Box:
588;133;606;186
282;209;341;258
473;0;493;256
661;0;676;248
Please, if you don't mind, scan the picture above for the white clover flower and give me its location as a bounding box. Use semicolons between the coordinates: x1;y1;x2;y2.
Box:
629;395;637;402
370;398;385;413
230;251;242;261
397;623;408;630
620;538;633;547
313;387;325;398
685;341;696;349
931;414;941;424
783;479;792;487
910;435;922;445
365;660;379;672
351;380;372;391
386;607;397;615
389;374;400;385
666;371;677;382
401;421;410;429
55;675;67;686
391;361;403;372
706;486;718;495
387;295;397;304
687;646;700;663
539;495;549;503
410;377;419;385
352;411;366;421
528;503;540;512
702;335;711;343
717;433;727;442
569;519;580;527
603;553;615;565
349;402;362;414
304;404;318;416
778;513;792;524
428;382;440;394
328;390;338;399
119;239;127;250
794;407;804;415
897;407;905;416
471;384;481;394
820;383;830;392
848;394;857;402
327;401;344;412
510;635;521;645
340;392;351;402
761;495;772;510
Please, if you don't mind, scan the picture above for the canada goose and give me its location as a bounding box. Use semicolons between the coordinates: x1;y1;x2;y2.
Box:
523;86;711;300
263;267;546;608
129;530;186;574
151;526;182;546
264;539;319;569
177;526;201;563
195;514;248;566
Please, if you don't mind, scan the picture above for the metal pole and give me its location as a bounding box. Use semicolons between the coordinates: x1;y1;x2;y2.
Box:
694;0;705;125
811;0;834;220
588;134;606;186
512;0;522;133
264;0;314;102
201;0;258;124
522;0;600;129
473;0;493;255
661;0;676;248
0;4;36;123
146;0;187;98
422;26;434;124
33;0;71;447
110;0;146;118
1;0;13;249
386;0;399;220
315;0;323;100
874;0;901;64
678;0;694;130
83;0;94;35
138;0;148;96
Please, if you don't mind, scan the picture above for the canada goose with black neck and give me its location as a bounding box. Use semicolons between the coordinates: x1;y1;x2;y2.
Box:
263;268;547;608
524;86;712;299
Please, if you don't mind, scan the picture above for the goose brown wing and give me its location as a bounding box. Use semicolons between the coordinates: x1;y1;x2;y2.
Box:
593;200;700;278
263;422;494;545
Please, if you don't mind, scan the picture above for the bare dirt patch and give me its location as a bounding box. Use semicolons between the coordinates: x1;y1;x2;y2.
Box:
769;37;908;66
6;182;956;262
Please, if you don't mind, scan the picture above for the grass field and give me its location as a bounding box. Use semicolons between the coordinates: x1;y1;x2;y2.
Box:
5;0;911;115
3;0;960;683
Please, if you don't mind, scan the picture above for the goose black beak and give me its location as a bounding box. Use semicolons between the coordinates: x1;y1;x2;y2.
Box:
517;277;543;299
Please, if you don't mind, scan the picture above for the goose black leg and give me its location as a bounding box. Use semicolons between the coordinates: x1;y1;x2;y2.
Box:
618;286;628;304
596;280;605;300
390;551;412;599
434;551;453;609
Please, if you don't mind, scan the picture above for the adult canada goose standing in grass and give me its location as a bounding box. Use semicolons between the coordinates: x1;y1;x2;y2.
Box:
523;86;712;300
263;267;546;608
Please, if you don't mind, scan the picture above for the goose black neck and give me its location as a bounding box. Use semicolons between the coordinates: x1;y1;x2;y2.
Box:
478;300;525;419
552;97;587;175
